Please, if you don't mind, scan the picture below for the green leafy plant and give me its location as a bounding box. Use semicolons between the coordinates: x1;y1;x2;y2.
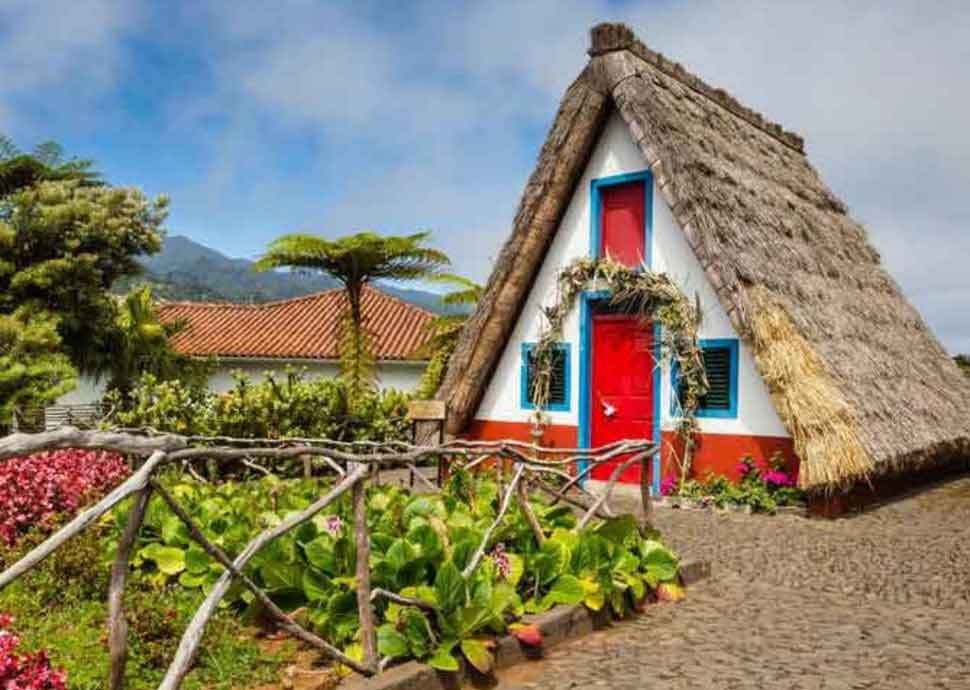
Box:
111;468;683;675
105;369;411;442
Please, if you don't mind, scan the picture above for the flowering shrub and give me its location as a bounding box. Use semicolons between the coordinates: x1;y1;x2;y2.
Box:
661;454;804;511
0;449;128;546
0;614;67;690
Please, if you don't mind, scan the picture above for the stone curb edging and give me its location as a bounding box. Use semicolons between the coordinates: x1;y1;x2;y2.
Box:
342;559;711;690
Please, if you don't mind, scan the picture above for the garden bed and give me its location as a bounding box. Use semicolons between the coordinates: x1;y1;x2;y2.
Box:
0;435;687;690
659;456;806;514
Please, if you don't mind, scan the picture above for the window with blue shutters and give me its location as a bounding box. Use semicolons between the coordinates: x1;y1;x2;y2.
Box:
671;338;738;418
521;342;570;412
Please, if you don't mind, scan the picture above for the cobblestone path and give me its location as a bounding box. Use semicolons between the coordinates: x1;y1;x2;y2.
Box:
491;475;970;690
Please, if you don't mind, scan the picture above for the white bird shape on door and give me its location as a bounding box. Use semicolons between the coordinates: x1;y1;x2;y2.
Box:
601;399;617;418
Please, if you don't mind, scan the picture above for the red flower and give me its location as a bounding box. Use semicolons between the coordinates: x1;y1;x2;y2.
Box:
0;449;128;547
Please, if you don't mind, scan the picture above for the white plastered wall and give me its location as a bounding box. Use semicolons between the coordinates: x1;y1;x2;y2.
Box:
55;359;426;404
204;359;426;393
475;112;788;439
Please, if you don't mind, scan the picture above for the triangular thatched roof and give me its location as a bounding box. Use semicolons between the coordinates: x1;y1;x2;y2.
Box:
439;22;970;490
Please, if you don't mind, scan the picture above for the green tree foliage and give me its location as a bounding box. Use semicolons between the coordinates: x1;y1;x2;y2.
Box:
415;274;482;399
0;180;168;374
105;285;204;396
0;310;76;423
255;231;450;404
0;136;101;196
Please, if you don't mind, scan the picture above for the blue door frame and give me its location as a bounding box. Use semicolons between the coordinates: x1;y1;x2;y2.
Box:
579;169;660;494
577;291;663;495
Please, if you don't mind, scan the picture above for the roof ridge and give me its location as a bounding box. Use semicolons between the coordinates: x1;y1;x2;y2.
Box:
589;22;804;153
157;285;438;318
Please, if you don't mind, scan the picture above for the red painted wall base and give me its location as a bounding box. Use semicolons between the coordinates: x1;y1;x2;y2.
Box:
462;419;799;484
659;431;798;484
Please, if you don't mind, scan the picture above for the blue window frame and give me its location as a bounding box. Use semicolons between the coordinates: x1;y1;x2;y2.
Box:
520;342;571;412
671;338;739;419
589;169;654;267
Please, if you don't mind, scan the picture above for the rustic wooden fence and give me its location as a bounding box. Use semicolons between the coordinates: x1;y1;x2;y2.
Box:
0;427;656;690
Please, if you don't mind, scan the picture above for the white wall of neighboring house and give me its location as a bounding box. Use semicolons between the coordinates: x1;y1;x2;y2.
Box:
204;359;426;393
55;374;107;406
53;359;427;409
474;112;788;439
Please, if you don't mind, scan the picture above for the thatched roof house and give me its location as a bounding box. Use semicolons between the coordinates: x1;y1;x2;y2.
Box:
438;22;970;496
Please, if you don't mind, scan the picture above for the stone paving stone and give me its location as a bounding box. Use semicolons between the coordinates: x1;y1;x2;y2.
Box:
490;475;970;689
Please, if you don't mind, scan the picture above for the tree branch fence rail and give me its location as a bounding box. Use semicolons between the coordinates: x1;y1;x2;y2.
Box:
0;427;657;690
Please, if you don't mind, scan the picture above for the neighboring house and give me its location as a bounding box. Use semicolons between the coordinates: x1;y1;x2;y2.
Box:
438;23;970;506
155;286;433;392
47;286;433;425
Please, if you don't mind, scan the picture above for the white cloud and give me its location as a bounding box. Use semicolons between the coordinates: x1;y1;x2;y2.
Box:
177;0;970;351
0;0;139;126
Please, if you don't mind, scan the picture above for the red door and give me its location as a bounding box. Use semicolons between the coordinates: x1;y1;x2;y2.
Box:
589;313;655;482
600;181;645;267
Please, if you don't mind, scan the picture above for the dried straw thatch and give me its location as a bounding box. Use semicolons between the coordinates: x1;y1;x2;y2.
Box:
439;22;970;490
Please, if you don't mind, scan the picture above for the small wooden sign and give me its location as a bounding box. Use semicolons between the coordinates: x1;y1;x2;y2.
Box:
407;400;447;421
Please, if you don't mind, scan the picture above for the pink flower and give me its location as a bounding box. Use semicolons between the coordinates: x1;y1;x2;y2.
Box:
659;475;678;497
489;543;511;579
322;515;343;536
763;470;792;487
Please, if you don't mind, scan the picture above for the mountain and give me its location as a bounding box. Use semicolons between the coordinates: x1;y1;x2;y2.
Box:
119;235;458;313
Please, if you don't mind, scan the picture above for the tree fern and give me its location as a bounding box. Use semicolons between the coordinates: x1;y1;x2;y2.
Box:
256;231;451;407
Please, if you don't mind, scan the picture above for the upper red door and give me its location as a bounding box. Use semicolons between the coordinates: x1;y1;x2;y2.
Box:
599;181;645;267
589;313;655;482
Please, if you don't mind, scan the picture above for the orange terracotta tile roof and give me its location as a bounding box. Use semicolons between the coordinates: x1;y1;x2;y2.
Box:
156;286;435;361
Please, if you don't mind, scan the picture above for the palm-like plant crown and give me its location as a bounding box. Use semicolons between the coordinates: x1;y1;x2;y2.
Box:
255;231;450;402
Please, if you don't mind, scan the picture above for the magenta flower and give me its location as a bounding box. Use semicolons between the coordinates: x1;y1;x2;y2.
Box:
659;475;678;497
323;515;343;536
763;470;791;487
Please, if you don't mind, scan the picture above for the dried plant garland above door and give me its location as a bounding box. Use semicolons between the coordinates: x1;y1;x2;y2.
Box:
529;256;708;485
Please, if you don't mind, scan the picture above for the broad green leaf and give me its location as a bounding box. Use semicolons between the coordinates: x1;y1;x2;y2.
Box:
400;608;433;657
544;574;584;606
404;497;436;522
460;638;494;674
185;545;210;574
435;562;467;612
302;568;332;602
505;552;524;586
161;515;189;546
385;538;417;573
304;536;338;574
642;543;679;585
427;644;460;671
178;571;207;589
260;560;303;592
377;624;410;659
533;540;568;586
406;523;443;560
595;515;638;546
456;606;491;637
142;544;186;576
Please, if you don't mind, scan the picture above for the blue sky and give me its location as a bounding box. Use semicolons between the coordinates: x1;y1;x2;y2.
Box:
2;1;969;352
